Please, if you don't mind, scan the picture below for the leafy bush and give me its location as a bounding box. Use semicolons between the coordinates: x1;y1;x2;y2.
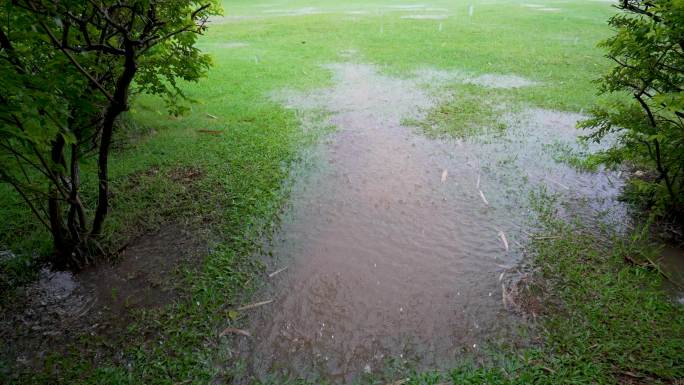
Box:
580;0;684;220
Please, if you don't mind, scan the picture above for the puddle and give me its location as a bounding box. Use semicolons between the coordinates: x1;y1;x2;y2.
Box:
237;63;625;383
217;42;250;49
383;4;430;10
658;246;684;305
1;223;205;369
413;67;538;89
465;74;537;88
262;7;325;17
401;15;449;20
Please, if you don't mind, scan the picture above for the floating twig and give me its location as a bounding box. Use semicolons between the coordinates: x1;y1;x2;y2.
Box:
479;190;489;205
237;299;274;311
268;266;288;278
498;231;509;252
545;177;569;190
219;328;251;337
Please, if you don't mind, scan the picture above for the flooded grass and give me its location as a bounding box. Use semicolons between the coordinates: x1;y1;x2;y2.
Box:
2;0;681;384
407;84;511;139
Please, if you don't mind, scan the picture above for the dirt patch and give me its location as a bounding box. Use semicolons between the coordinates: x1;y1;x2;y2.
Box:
168;165;204;185
0;223;205;372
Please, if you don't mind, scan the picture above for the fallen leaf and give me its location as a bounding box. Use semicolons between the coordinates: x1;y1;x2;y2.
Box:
227;310;239;320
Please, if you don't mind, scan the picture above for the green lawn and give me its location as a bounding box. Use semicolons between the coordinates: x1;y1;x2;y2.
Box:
2;0;683;384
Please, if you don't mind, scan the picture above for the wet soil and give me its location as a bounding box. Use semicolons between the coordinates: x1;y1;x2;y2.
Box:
0;223;205;371
237;63;626;383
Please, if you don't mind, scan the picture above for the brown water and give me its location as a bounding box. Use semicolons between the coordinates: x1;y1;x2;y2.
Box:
238;63;626;382
658;246;684;305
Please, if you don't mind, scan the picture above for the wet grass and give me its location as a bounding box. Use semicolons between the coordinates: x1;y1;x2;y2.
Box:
4;0;680;384
406;85;511;139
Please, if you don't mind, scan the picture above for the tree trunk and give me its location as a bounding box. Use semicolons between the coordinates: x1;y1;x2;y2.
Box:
91;47;137;235
48;135;69;265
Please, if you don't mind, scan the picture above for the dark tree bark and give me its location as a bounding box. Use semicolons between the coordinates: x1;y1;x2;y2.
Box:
91;46;137;236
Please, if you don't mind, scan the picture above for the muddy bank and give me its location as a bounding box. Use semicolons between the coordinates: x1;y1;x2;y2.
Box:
0;223;205;372
235;63;626;383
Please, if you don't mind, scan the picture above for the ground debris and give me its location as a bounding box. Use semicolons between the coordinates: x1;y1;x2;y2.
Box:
237;299;273;311
268;267;288;278
479;190;489;205
498;231;509;252
219;327;251;337
197;129;223;135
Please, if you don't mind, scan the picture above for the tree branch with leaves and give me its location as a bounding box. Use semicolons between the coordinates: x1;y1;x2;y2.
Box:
0;0;220;268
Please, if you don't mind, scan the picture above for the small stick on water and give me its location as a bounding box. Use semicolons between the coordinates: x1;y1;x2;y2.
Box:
441;169;448;183
237;299;274;311
498;231;509;252
479;190;489;205
268;266;287;278
546;177;569;190
499;271;505;282
219;328;251;337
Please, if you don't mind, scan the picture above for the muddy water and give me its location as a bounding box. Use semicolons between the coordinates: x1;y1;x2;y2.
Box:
239;63;625;382
658;246;684;304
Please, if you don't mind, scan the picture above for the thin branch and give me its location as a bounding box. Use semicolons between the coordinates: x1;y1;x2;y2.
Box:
25;1;115;101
